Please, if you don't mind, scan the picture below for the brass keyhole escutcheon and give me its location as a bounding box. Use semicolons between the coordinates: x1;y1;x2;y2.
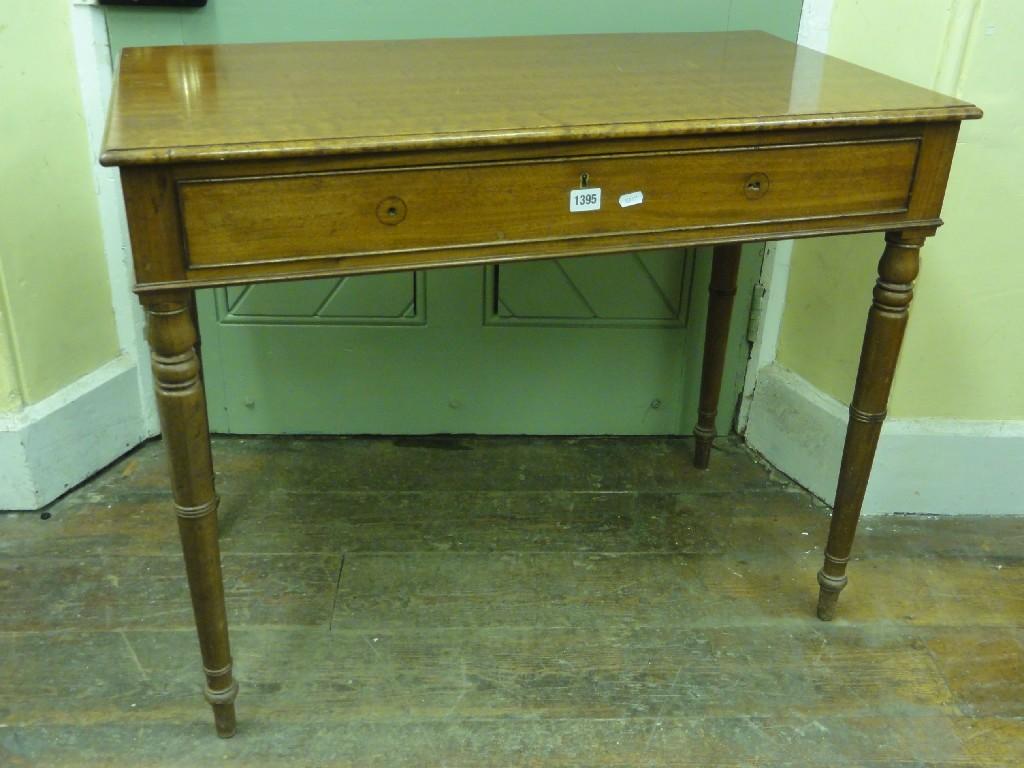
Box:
744;172;770;200
376;196;407;225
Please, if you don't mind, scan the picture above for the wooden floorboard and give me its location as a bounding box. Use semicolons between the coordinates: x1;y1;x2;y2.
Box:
0;436;1021;766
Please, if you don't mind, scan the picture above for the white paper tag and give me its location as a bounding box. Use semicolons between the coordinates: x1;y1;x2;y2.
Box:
569;187;602;212
619;191;644;208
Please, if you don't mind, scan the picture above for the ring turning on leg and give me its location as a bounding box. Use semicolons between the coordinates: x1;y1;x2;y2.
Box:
816;231;924;620
694;243;743;469
146;293;238;736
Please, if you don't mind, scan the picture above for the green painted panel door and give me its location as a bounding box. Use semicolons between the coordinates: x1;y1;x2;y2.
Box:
106;2;801;435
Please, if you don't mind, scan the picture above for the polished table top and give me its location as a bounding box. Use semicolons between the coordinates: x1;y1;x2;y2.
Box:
101;31;980;167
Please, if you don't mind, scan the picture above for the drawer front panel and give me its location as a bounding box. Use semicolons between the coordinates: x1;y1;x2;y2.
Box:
179;139;919;269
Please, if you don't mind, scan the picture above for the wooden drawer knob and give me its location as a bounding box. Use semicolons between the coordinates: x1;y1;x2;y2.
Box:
744;172;770;200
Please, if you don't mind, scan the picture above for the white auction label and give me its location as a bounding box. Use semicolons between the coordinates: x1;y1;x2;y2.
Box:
569;187;602;212
619;191;644;208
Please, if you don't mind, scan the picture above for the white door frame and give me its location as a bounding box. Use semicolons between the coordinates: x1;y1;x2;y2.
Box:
737;0;834;432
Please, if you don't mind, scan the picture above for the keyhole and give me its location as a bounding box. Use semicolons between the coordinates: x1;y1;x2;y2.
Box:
580;172;590;188
376;196;407;225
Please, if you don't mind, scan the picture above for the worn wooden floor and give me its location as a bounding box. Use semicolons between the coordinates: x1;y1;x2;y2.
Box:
1;435;1021;767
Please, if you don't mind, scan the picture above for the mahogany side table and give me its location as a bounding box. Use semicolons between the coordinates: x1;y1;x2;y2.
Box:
101;32;981;736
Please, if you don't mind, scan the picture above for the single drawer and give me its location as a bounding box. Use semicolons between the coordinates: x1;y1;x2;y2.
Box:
179;138;919;270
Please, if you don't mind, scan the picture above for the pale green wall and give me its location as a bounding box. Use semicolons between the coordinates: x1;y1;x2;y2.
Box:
0;1;119;410
778;0;1024;420
104;1;802;46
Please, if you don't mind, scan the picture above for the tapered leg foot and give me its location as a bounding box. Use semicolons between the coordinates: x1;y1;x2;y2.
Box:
693;434;713;470
207;680;239;738
214;703;237;738
693;243;742;469
816;570;848;621
146;293;238;737
815;231;923;620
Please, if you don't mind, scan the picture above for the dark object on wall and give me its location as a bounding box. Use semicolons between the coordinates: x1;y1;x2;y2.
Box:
99;0;207;7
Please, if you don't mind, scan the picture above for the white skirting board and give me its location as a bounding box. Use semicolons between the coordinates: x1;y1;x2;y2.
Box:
744;364;1024;516
0;356;153;510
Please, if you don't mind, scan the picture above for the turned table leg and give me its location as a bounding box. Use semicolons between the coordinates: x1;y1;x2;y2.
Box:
146;292;238;736
694;243;743;469
816;231;924;620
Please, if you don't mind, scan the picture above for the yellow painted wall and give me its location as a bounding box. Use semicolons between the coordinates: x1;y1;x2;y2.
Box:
777;0;1024;419
0;1;119;411
0;268;23;411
